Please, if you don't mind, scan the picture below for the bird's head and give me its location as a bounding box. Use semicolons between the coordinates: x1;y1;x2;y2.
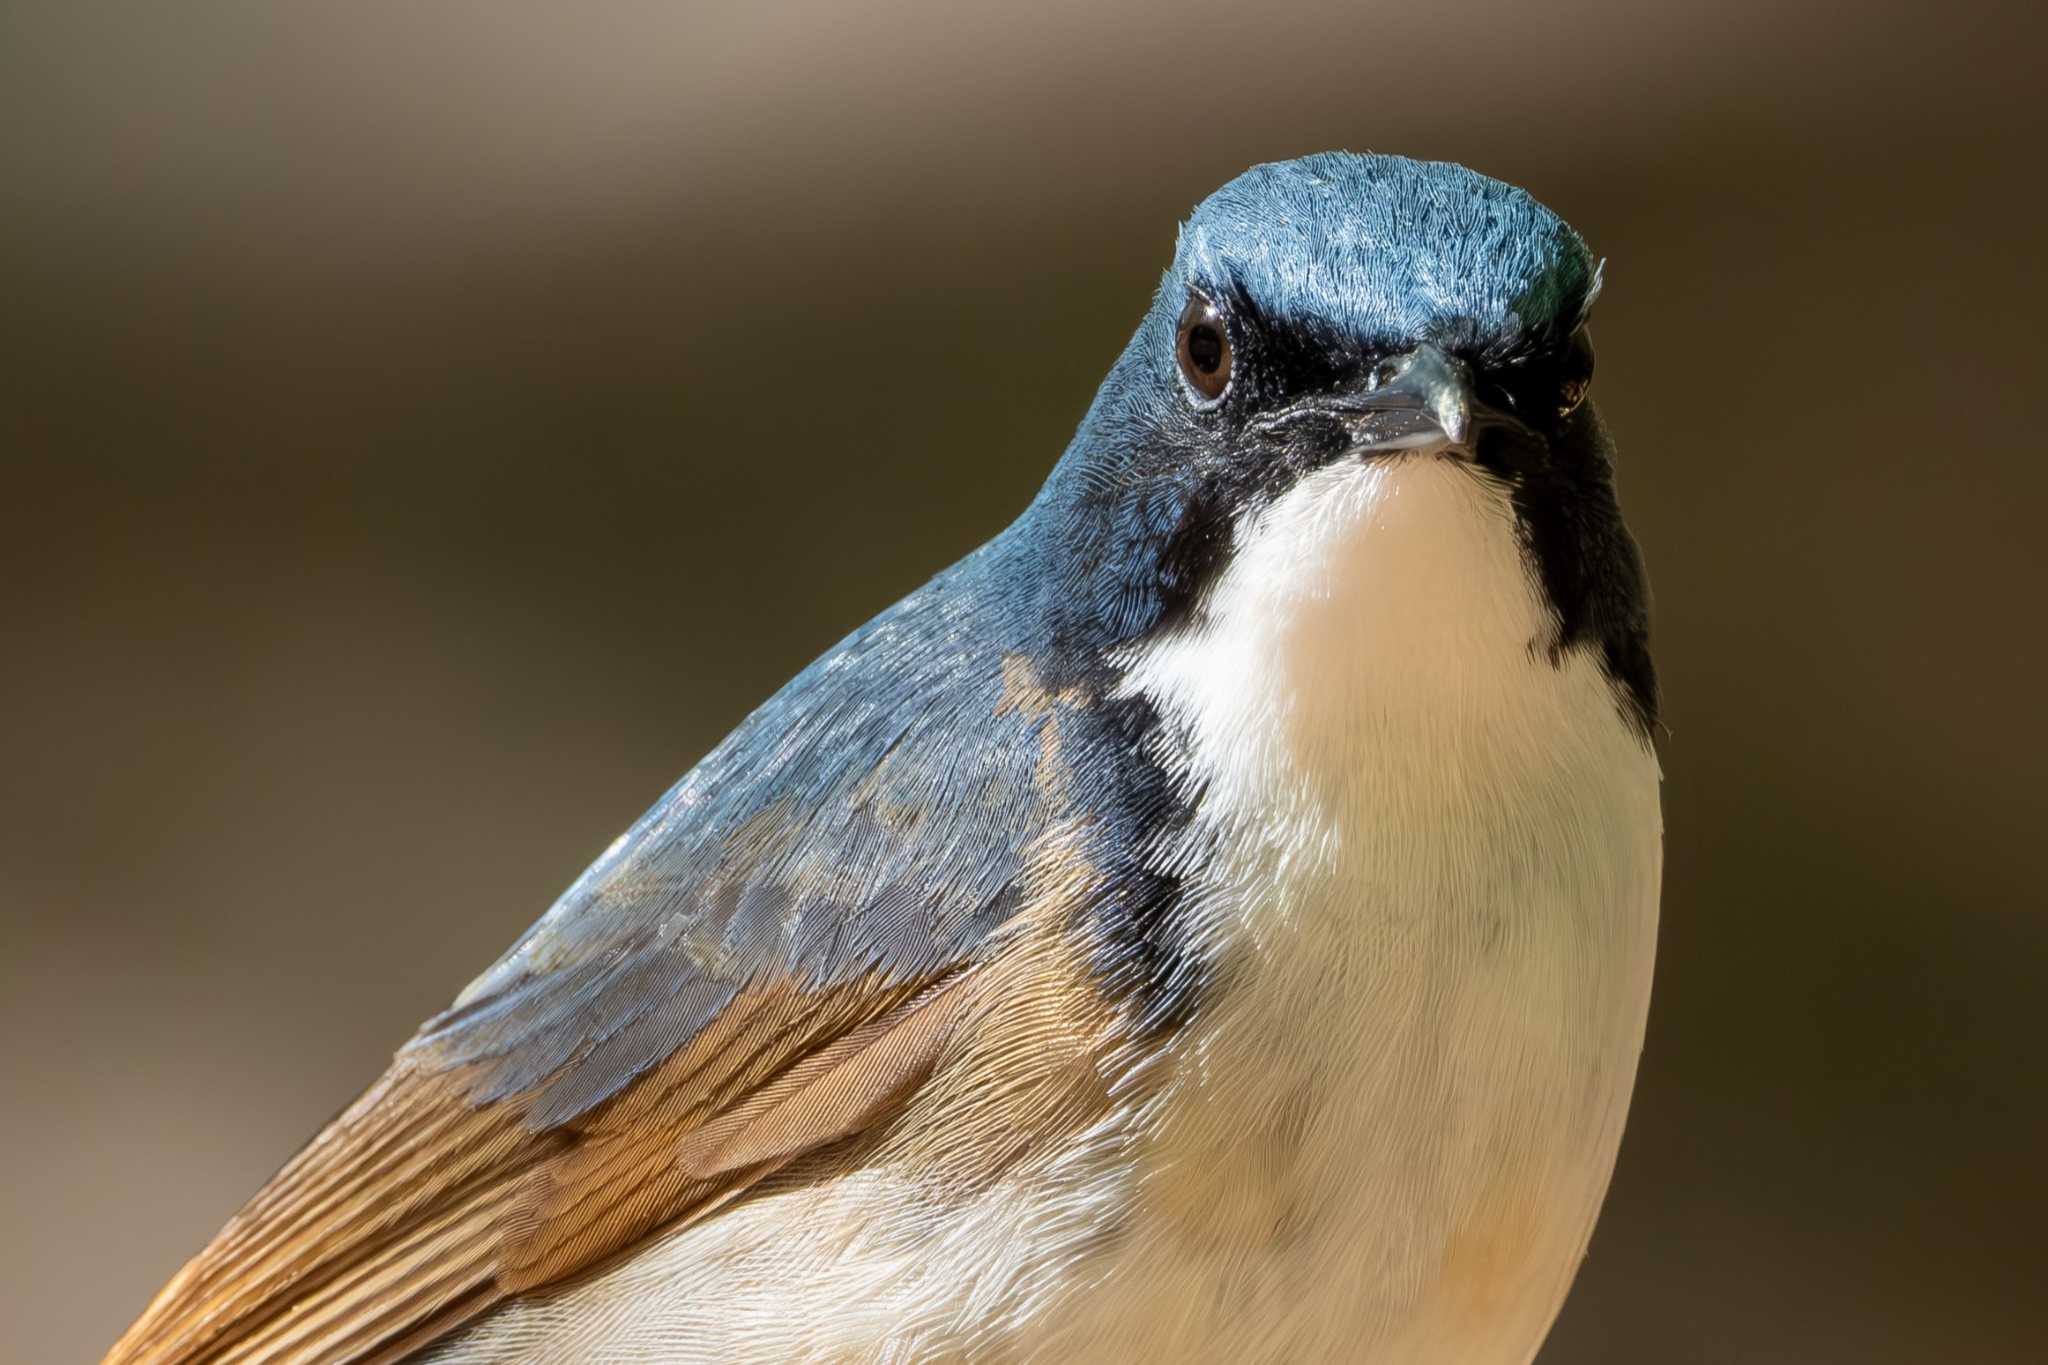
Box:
1015;152;1649;724
1155;151;1598;463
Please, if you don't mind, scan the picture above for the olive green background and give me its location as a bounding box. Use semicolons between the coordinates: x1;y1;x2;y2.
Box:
4;2;2043;1360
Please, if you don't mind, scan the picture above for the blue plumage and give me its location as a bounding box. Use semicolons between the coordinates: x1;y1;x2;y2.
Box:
1176;153;1596;358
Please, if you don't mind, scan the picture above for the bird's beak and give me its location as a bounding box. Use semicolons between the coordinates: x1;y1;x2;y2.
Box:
1332;342;1492;456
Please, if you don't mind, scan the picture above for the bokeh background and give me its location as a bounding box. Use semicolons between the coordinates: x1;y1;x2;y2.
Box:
5;2;2044;1360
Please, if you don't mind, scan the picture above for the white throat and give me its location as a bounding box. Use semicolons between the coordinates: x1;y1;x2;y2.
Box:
1130;454;1585;801
1073;453;1664;1363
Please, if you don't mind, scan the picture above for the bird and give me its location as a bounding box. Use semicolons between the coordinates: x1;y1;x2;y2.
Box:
107;151;1661;1365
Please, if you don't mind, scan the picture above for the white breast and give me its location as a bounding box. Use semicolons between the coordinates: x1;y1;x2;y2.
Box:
1024;454;1664;1363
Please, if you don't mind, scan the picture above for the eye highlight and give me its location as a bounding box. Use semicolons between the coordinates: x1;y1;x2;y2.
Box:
1175;293;1233;402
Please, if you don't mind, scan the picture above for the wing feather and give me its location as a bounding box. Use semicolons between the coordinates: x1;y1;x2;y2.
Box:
105;971;973;1364
105;578;1104;1363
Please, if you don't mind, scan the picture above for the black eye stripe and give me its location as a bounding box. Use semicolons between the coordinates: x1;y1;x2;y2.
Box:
1170;289;1590;420
1479;326;1595;421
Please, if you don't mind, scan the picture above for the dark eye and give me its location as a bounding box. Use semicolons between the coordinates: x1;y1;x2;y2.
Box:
1175;293;1232;401
1556;326;1595;419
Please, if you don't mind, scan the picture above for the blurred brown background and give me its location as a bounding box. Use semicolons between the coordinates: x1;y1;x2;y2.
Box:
4;1;2044;1360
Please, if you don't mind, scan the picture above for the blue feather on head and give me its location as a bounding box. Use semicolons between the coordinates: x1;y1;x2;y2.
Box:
1173;152;1599;360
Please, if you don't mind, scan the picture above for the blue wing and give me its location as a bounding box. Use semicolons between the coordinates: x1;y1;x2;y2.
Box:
409;547;1075;1126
